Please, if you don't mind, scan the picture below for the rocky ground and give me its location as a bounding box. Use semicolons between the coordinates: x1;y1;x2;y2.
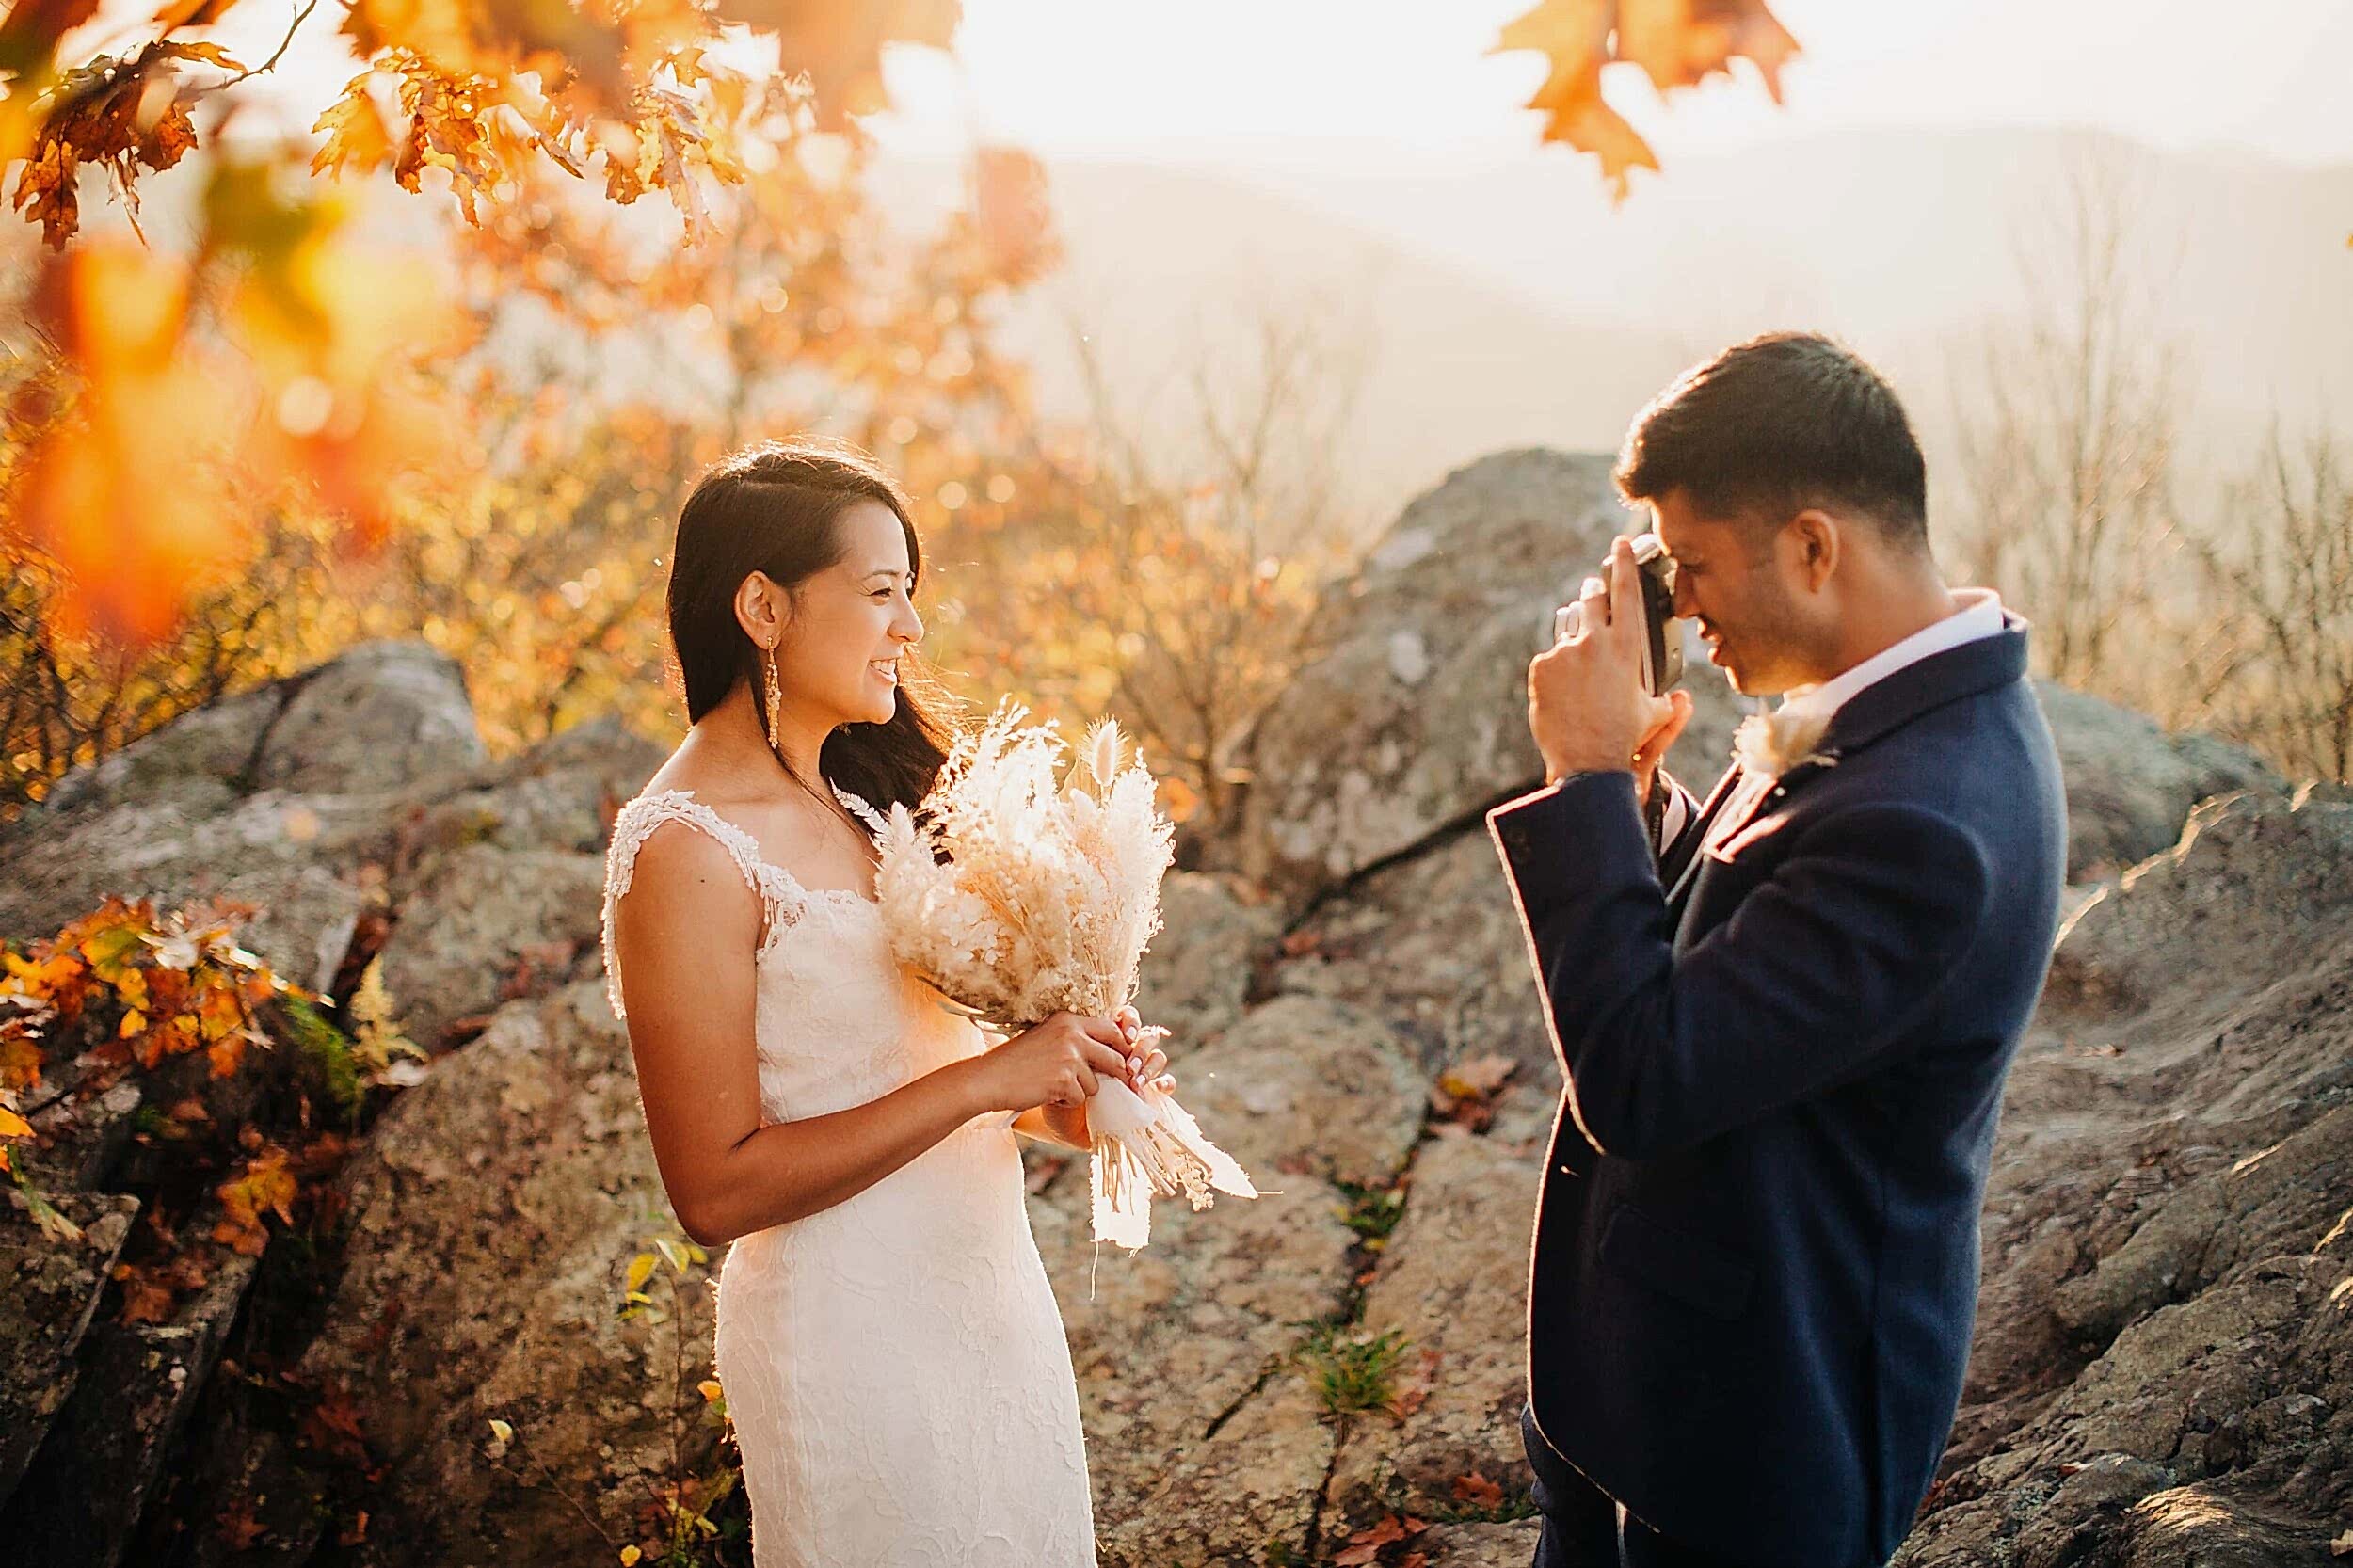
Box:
4;448;2343;1567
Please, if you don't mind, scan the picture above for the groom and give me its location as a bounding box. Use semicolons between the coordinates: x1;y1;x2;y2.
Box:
1487;333;2067;1568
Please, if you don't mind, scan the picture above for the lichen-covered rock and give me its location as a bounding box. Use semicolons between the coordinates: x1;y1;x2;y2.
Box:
1233;450;1744;907
375;845;607;1048
1273;828;1559;1078
34;682;287;821
0;644;473;990
0;1192;139;1505
0;787;387;993
1224;446;2278;910
0;647;661;1006
1418;1519;1545;1564
2042;790;2353;1029
1134;871;1280;1054
281;980;718;1565
248;640;486;796
1902;791;2353;1562
1031;994;1426;1565
1322;1103;1550;1534
1177;995;1430;1190
8;1246;261;1568
396;712;664;862
2034;681;2284;880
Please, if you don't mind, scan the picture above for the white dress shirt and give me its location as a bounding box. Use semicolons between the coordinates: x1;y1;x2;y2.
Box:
1774;587;2007;726
1656;588;2007;853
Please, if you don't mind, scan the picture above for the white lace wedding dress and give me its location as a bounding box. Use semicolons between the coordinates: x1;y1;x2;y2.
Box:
600;785;1097;1567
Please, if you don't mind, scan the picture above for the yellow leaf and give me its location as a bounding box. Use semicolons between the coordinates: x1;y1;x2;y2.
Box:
697;1379;723;1403
488;1417;514;1444
312;70;396;180
0;1106;31;1138
1492;0;1798;200
620;1548;643;1566
624;1252;657;1293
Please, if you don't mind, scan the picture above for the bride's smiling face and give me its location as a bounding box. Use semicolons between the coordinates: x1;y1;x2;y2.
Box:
767;500;924;728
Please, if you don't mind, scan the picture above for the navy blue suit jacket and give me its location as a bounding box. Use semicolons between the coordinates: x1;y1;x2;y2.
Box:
1487;622;2065;1568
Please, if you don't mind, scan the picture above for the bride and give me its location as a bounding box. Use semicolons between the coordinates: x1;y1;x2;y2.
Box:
599;437;1172;1566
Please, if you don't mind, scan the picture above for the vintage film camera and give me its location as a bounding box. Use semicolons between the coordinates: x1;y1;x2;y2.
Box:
1548;534;1686;696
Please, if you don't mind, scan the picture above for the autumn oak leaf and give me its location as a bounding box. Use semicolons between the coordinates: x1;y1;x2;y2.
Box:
1493;0;1799;203
214;1142;297;1256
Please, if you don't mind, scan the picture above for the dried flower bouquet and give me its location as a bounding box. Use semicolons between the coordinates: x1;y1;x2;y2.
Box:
872;703;1257;1250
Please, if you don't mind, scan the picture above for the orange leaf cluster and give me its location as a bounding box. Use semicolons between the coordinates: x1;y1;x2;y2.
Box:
8;39;242;246
715;0;960;127
214;1134;297;1256
98;1127;348;1322
0;895;286;1098
1493;0;1800;201
7;0;963;249
113;1243;213;1324
7;158;470;643
1336;1512;1431;1567
1428;1052;1519;1133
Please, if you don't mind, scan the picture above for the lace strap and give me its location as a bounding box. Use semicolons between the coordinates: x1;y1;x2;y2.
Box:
600;791;797;1021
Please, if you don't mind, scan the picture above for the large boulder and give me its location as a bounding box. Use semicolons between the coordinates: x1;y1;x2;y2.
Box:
1132;871;1281;1054
275;979;720;1566
2035;681;2283;880
0;647;664;1007
1032;994;1427;1566
1273;829;1560;1079
1224;444;2281;909
369;712;666;1044
393;712;664;864
1233;450;1743;907
0;640;487;992
373;846;608;1048
1901;790;2353;1562
1322;1090;1554;1535
246;639;487;797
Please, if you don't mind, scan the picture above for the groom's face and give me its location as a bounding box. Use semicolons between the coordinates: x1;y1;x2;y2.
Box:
1649;492;1818;697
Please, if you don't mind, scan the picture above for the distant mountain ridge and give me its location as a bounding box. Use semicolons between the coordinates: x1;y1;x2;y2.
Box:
872;128;2353;521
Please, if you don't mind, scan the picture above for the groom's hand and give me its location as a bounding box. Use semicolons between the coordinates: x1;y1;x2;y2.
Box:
1530;536;1687;793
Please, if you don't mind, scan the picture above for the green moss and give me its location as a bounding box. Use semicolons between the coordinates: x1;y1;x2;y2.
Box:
280;995;364;1120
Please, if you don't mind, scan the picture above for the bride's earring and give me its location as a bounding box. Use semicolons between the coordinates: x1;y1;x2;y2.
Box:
762;644;782;752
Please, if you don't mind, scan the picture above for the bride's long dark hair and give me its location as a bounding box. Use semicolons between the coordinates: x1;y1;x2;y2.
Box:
666;438;956;813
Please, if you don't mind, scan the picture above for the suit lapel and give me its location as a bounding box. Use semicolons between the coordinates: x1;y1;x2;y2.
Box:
1664;763;1754;909
1663;624;2033;915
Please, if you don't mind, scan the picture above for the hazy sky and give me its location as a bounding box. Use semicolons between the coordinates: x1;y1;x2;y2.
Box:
120;0;2353;171
866;0;2353;167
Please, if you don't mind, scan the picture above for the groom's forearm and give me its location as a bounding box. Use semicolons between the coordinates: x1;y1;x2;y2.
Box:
1490;773;1993;1160
1489;772;1668;1154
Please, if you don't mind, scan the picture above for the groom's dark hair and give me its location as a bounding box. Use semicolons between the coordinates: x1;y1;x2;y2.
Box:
1614;332;1929;552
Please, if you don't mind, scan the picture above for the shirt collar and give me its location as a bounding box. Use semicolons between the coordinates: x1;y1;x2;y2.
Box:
1778;588;2007;723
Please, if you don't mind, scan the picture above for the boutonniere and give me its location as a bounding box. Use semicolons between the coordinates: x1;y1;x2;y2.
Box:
1731;708;1837;781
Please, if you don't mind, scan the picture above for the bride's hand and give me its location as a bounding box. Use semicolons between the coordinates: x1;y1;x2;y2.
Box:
1112;1005;1174;1095
965;1012;1132;1113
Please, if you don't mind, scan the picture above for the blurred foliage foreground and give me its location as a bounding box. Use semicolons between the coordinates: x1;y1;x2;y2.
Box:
0;0;1832;836
0;106;1337;840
